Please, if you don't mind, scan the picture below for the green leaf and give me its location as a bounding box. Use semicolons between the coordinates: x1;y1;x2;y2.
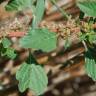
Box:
77;0;96;17
2;38;11;48
5;0;34;11
5;48;17;59
32;0;45;28
88;33;96;43
85;50;96;80
79;33;87;41
19;28;57;52
16;62;48;95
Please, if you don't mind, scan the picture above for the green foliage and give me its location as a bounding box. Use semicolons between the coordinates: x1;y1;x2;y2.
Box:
88;32;96;44
20;28;57;52
79;20;96;44
32;0;45;28
5;0;34;11
79;31;96;44
77;0;96;17
5;0;96;95
16;54;48;95
79;33;87;41
85;50;96;80
2;38;11;48
5;48;17;59
16;63;48;95
5;0;48;95
1;38;16;59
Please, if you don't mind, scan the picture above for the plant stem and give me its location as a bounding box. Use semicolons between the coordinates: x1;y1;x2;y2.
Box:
82;41;88;52
50;0;69;20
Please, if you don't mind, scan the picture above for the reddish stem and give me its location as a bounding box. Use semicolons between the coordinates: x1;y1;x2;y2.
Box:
7;32;26;37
